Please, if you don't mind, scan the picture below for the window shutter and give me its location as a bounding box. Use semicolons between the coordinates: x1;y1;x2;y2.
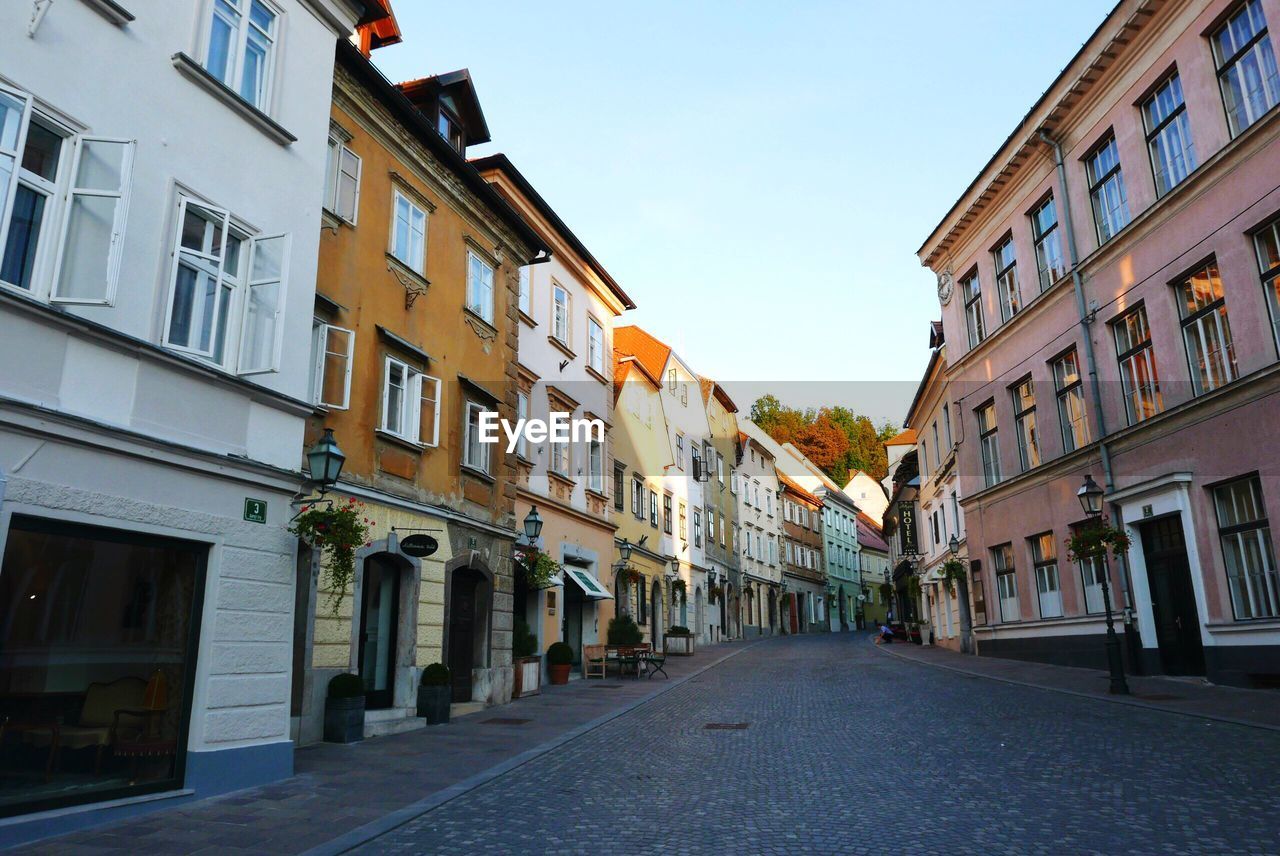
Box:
238;232;290;374
0;84;33;254
164;197;231;359
316;324;354;409
52;137;134;304
420;375;441;447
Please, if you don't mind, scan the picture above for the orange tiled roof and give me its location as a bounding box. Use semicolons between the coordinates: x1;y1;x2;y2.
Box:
884;428;917;447
614;326;672;384
778;473;821;507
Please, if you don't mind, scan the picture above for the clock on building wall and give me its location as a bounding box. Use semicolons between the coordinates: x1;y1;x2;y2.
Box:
936;269;954;306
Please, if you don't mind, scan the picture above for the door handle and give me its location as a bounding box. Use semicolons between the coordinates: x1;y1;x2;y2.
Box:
1174;616;1182;630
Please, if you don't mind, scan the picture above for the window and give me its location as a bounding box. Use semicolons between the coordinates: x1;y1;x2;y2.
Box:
766;490;773;516
716;453;725;484
977;402;1001;488
467;251;494;323
205;0;279;110
719;514;726;547
649;489;658;528
552;283;569;344
731;470;739;495
1052;349;1089;453
550;429;569;476
1255;217;1280;350
693;508;702;547
667;368;677;392
437;108;464;153
588;316;604;373
380;357;440;446
1212;0;1280;137
588;438;604;493
613;464;624;510
679;502;687;539
1113;306;1163;424
1010;378;1040;472
950;492;961;538
675;433;685;469
993;544;1019;622
1031;195;1065;291
1079;553;1106;615
515;391;529;458
706;508;715;543
164;197;289;372
310;322;353;409
518;265;531;315
390;191;426;272
663;493;673;534
920;441;928;480
1030;533;1062;618
462;401;490;472
932;422;941;468
993;236;1021;322
1143;73;1196;197
961;271;985;348
324;134;361;223
632;477;645;520
1176;261;1237;395
1214;476;1279;619
1086;136;1130;244
691;444;703;481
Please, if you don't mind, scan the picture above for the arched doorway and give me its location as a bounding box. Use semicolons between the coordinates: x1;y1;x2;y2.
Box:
447;565;489;703
694;586;704;642
768;590;777;634
650;579;663;645
358;552;411;709
838;585;848;631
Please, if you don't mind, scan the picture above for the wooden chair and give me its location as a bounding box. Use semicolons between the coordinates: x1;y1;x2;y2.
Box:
582;644;608;679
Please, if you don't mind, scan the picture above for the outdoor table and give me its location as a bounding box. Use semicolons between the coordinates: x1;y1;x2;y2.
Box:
641;652;667;679
615;651;642;679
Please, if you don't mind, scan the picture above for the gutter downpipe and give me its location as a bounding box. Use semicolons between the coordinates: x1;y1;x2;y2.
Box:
1038;129;1140;648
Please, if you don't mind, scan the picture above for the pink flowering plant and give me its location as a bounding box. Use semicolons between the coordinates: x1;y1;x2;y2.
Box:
290;497;373;612
1066;522;1131;563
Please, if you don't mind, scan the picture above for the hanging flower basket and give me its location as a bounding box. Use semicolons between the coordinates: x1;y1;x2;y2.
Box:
518;547;563;590
290;498;373;613
905;574;922;601
878;581;893;602
940;558;967;595
1066;522;1131;563
672;579;687;601
708;584;724;602
618;566;643;586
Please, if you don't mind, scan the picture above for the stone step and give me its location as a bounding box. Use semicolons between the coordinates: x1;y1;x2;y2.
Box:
364;707;426;738
450;701;486;718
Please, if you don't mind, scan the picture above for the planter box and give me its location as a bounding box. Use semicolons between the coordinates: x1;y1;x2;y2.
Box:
664;634;695;656
324;695;365;743
417;683;451;725
512;655;542;698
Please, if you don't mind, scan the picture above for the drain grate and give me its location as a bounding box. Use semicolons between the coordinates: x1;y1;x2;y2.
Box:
1134;693;1184;701
590;684;624;690
481;717;532;725
704;722;749;730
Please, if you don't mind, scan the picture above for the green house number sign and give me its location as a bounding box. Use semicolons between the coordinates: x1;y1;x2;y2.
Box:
244;498;268;524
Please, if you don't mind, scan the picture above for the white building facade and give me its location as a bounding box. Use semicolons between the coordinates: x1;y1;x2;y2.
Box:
0;0;373;839
736;424;784;636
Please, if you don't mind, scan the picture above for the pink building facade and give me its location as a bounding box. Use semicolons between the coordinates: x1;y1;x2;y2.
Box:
918;0;1280;687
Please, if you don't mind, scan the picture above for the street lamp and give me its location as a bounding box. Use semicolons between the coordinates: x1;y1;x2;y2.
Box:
523;506;543;543
949;533;960;556
617;537;632;563
1079;474;1129;695
306;428;346;494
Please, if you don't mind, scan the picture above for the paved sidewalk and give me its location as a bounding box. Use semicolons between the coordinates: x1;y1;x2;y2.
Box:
13;639;757;855
874;637;1280;731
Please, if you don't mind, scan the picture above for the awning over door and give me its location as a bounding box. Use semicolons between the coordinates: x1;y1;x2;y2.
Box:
563;566;614;600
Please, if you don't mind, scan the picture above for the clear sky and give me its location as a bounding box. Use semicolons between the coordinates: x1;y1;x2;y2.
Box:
370;1;1117;425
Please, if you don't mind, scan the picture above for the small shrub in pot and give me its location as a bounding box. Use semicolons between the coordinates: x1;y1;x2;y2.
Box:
418;663;451;724
324;673;365;743
546;641;574;685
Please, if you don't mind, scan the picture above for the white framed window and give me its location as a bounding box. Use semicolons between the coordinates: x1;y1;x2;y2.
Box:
588;316;604;373
1212;0;1280;138
204;0;280;111
1114;305;1162;424
667;368;677;392
324;135;361;224
1031;196;1064;292
51;136;134;304
961;270;985;348
515;391;529;458
1256;217;1280;350
1052;349;1089;453
632;477;645;520
993;544;1019;622
467;250;494;324
310;322;353;409
1086;135;1130;245
693;508;702;547
1010;377;1040;472
1031;533;1062;618
1175;261;1237;396
1142;72;1196;197
1079;553;1106;615
164;196;287;373
675;433;684;469
977;402;1001;487
993;235;1020;322
1214;475;1279;619
552;282;569;344
550;431;569;476
380;357;441;447
716;453;725;484
463;401;491;472
518;265;531;315
390;191;426;272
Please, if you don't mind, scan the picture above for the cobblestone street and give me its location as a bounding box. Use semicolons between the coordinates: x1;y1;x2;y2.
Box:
358;634;1280;855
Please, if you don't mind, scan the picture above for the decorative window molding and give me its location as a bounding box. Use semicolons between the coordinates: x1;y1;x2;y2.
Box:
171;53;295;145
80;0;135;26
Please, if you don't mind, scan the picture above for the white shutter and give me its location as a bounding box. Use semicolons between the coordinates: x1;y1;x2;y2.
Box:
52;137;134;304
164;197;231;359
380;357;395;431
315;324;354;409
0;83;33;262
238;232;290;374
420;375;441;447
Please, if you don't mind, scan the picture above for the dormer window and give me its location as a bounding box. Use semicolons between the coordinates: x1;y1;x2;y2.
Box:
437;109;464;153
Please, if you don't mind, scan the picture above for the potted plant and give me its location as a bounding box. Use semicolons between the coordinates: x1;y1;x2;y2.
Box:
416;663;451;724
323;673;365;743
1066;522;1131;562
672;579;687;601
512;618;542;698
518;547;562;589
907;621;923;645
546;641;574;685
289;498;373;612
940;558;967;595
606;615;643;646
664;624;695;656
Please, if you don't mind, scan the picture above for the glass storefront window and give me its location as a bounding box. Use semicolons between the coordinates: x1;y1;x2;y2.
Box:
0;517;204;816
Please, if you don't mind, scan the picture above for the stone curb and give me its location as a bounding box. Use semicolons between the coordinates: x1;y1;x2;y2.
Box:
872;638;1280;734
304;641;763;856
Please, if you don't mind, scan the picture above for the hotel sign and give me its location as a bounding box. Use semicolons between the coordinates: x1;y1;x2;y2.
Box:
897;502;918;556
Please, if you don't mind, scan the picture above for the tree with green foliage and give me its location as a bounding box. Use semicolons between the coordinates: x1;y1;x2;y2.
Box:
749;396;899;483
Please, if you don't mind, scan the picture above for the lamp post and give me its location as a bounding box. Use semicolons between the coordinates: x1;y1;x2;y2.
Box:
305;428;346;495
1079;474;1129;695
523;506;544;545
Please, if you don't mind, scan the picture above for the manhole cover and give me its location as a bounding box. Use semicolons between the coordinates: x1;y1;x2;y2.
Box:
1134;694;1184;701
704;722;749;730
481;717;532;725
590;684;623;690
